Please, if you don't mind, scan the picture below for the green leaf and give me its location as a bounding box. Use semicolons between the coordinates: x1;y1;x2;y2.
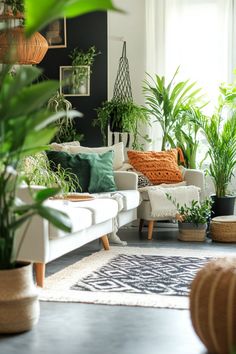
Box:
25;0;122;37
38;205;72;233
34;187;61;203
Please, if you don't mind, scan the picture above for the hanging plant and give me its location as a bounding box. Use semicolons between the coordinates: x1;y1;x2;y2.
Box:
3;0;24;15
47;91;83;143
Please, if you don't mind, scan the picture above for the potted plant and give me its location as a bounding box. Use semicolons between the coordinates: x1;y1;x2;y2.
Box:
196;87;236;216
167;195;213;241
0;0;118;334
93;99;151;150
1;0;24;16
47;91;84;143
143;67;203;151
69;45;101;94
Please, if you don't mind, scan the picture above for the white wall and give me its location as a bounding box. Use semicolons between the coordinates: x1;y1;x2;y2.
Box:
108;0;146;105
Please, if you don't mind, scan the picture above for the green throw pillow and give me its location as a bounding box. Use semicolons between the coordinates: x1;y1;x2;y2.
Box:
46;150;90;192
79;150;117;193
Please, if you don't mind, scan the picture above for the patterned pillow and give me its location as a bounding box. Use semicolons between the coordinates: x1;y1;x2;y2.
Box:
138;173;153;188
127;149;183;185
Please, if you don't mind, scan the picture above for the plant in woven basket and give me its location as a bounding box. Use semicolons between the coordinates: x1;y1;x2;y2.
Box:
0;0;119;334
167;194;212;242
166;195;213;226
47;91;84;143
94;99;151;149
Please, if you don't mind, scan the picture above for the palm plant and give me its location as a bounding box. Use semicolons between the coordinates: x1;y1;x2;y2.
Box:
197;111;236;197
143;67;203;150
174;107;202;169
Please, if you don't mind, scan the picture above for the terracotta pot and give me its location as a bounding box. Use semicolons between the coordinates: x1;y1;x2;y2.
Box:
190;258;236;354
0;262;39;333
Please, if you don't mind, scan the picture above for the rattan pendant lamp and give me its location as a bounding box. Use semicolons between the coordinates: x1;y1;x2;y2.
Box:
0;6;48;64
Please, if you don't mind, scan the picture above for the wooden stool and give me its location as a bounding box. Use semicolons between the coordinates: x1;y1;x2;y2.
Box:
210;215;236;242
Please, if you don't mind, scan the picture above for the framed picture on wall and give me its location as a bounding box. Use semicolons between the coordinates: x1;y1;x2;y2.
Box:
60;66;90;96
41;18;67;48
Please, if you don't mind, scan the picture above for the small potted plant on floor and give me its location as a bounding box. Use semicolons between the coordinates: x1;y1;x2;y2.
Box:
167;195;212;241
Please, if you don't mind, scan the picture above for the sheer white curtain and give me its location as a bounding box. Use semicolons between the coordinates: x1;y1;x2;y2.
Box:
145;0;234;150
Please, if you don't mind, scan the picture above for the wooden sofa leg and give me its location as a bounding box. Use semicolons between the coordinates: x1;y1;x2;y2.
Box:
139;219;144;232
148;220;154;240
100;235;110;250
34;262;45;288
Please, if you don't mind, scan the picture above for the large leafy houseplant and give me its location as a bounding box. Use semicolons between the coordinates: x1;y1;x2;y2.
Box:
0;0;120;269
143;67;203;151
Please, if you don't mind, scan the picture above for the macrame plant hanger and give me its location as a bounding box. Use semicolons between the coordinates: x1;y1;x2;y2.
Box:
111;41;133;147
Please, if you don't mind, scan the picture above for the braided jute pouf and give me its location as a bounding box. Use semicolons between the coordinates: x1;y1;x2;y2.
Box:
0;263;39;333
210;215;236;242
190;258;236;354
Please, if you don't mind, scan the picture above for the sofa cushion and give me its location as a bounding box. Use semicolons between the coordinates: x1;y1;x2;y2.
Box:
117;190;140;211
79;151;117;193
66;142;125;170
70;198;118;224
46;150;90;192
50;141;81;151
127;149;183;185
46;200;93;239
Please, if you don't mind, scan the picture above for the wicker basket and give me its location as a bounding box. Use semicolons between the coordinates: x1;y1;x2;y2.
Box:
210;215;236;242
178;222;207;242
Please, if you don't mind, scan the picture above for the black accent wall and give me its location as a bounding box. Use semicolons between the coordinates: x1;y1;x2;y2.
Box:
40;12;107;146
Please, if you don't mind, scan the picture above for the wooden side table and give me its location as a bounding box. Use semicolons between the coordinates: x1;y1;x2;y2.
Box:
210;215;236;242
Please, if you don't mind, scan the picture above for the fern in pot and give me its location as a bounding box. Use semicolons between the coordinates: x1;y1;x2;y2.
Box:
94;99;151;150
0;0;118;335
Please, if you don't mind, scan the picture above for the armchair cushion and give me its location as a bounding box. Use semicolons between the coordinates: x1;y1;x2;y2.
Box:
127;149;183;185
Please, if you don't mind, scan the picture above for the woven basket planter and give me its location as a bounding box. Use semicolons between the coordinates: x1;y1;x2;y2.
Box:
210;216;236;242
178;222;207;242
0;263;39;333
190;258;236;354
0;27;48;65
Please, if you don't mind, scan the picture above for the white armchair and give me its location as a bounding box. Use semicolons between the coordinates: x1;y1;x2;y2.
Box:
138;169;205;240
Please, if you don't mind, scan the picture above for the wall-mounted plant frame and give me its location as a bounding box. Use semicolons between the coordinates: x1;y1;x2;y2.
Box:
41;17;67;48
60;65;90;96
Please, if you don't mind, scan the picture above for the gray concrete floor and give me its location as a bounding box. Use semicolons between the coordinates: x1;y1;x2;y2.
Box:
1;224;236;354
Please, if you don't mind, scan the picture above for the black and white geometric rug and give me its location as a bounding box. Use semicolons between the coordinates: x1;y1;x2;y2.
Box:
39;247;225;309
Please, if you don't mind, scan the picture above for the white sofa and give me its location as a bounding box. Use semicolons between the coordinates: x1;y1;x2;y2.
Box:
16;171;139;287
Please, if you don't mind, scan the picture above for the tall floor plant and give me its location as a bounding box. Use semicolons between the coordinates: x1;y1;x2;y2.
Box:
143;67;203;150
